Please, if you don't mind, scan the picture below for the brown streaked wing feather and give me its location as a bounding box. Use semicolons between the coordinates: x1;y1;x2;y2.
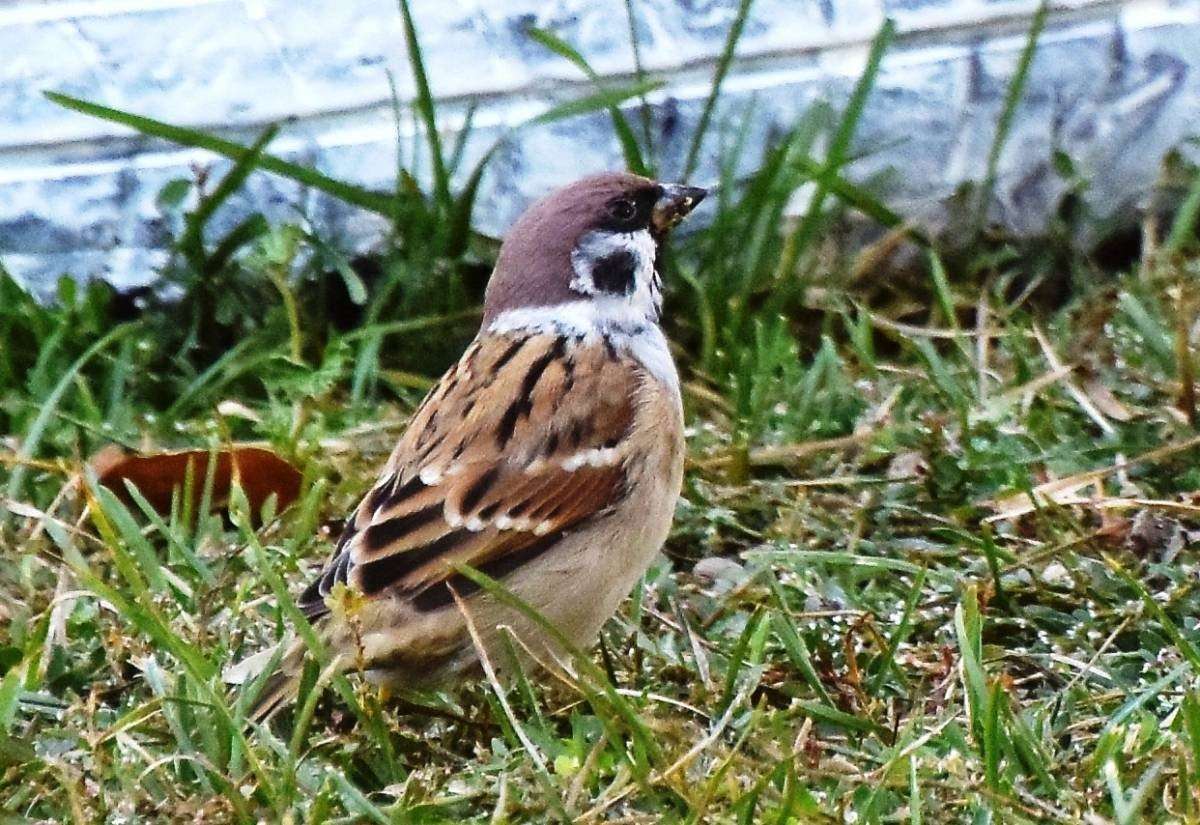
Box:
299;330;640;615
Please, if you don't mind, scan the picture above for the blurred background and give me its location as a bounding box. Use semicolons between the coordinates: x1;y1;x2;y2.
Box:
4;0;1198;294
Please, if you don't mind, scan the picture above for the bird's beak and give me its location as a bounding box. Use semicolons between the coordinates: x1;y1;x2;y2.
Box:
651;183;708;234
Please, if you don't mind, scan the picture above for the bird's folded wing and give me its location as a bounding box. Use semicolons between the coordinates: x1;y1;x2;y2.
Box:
299;330;642;618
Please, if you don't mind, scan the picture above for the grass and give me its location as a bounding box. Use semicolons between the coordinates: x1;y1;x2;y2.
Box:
4;4;1200;822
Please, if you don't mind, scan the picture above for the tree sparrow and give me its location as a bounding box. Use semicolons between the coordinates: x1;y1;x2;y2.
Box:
247;172;706;719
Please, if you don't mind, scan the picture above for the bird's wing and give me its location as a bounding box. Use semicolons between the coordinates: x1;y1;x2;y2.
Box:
299;330;643;618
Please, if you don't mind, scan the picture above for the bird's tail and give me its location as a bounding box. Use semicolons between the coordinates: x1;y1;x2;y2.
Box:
225;638;314;723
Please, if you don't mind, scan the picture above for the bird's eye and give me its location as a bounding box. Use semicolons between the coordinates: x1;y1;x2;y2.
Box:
608;199;638;223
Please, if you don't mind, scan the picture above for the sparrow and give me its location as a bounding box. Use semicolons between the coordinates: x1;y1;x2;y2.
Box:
244;172;706;720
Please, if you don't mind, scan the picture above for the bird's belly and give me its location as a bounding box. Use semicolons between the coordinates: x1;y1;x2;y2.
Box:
478;462;679;656
363;445;680;689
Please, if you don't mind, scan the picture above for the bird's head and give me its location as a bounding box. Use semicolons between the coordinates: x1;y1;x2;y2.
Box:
482;172;707;328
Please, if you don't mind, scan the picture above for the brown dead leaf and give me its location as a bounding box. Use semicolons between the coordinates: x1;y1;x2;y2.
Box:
1080;375;1134;422
1094;509;1132;547
92;444;302;520
983;433;1200;521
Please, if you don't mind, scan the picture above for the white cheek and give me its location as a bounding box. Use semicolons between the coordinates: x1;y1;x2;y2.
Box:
490;228;676;391
570;229;660;321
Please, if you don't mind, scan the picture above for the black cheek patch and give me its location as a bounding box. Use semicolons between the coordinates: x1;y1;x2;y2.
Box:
590;249;638;295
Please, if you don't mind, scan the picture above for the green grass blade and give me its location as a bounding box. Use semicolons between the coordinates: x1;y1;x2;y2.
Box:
764;574;834;705
95;484;168;595
5;324;134;508
746;548;927;577
446;101;477;176
982;681;1004;790
451;564;662;770
225;485;402;789
331;773;392;825
205;213;271;276
0;662;24;734
623;0;656;156
975;2;1046;235
1106;555;1200;669
447;139;502;259
868;566;926;695
795;700;887;736
1006;705;1058;794
1165;165;1200;255
526;26;650;174
927;251;959;331
79;487;210;680
125;478;214;584
44;92;397;216
780;18;895;276
164;336;277;421
716;609;765;719
396;0;452;213
1101;661;1190;736
954;586;988;740
528;79;666;127
526;26;600;78
52;519;283;811
341;307;480;342
682;0;755;179
791;155;911;235
909;755;923;824
179;125;278;266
